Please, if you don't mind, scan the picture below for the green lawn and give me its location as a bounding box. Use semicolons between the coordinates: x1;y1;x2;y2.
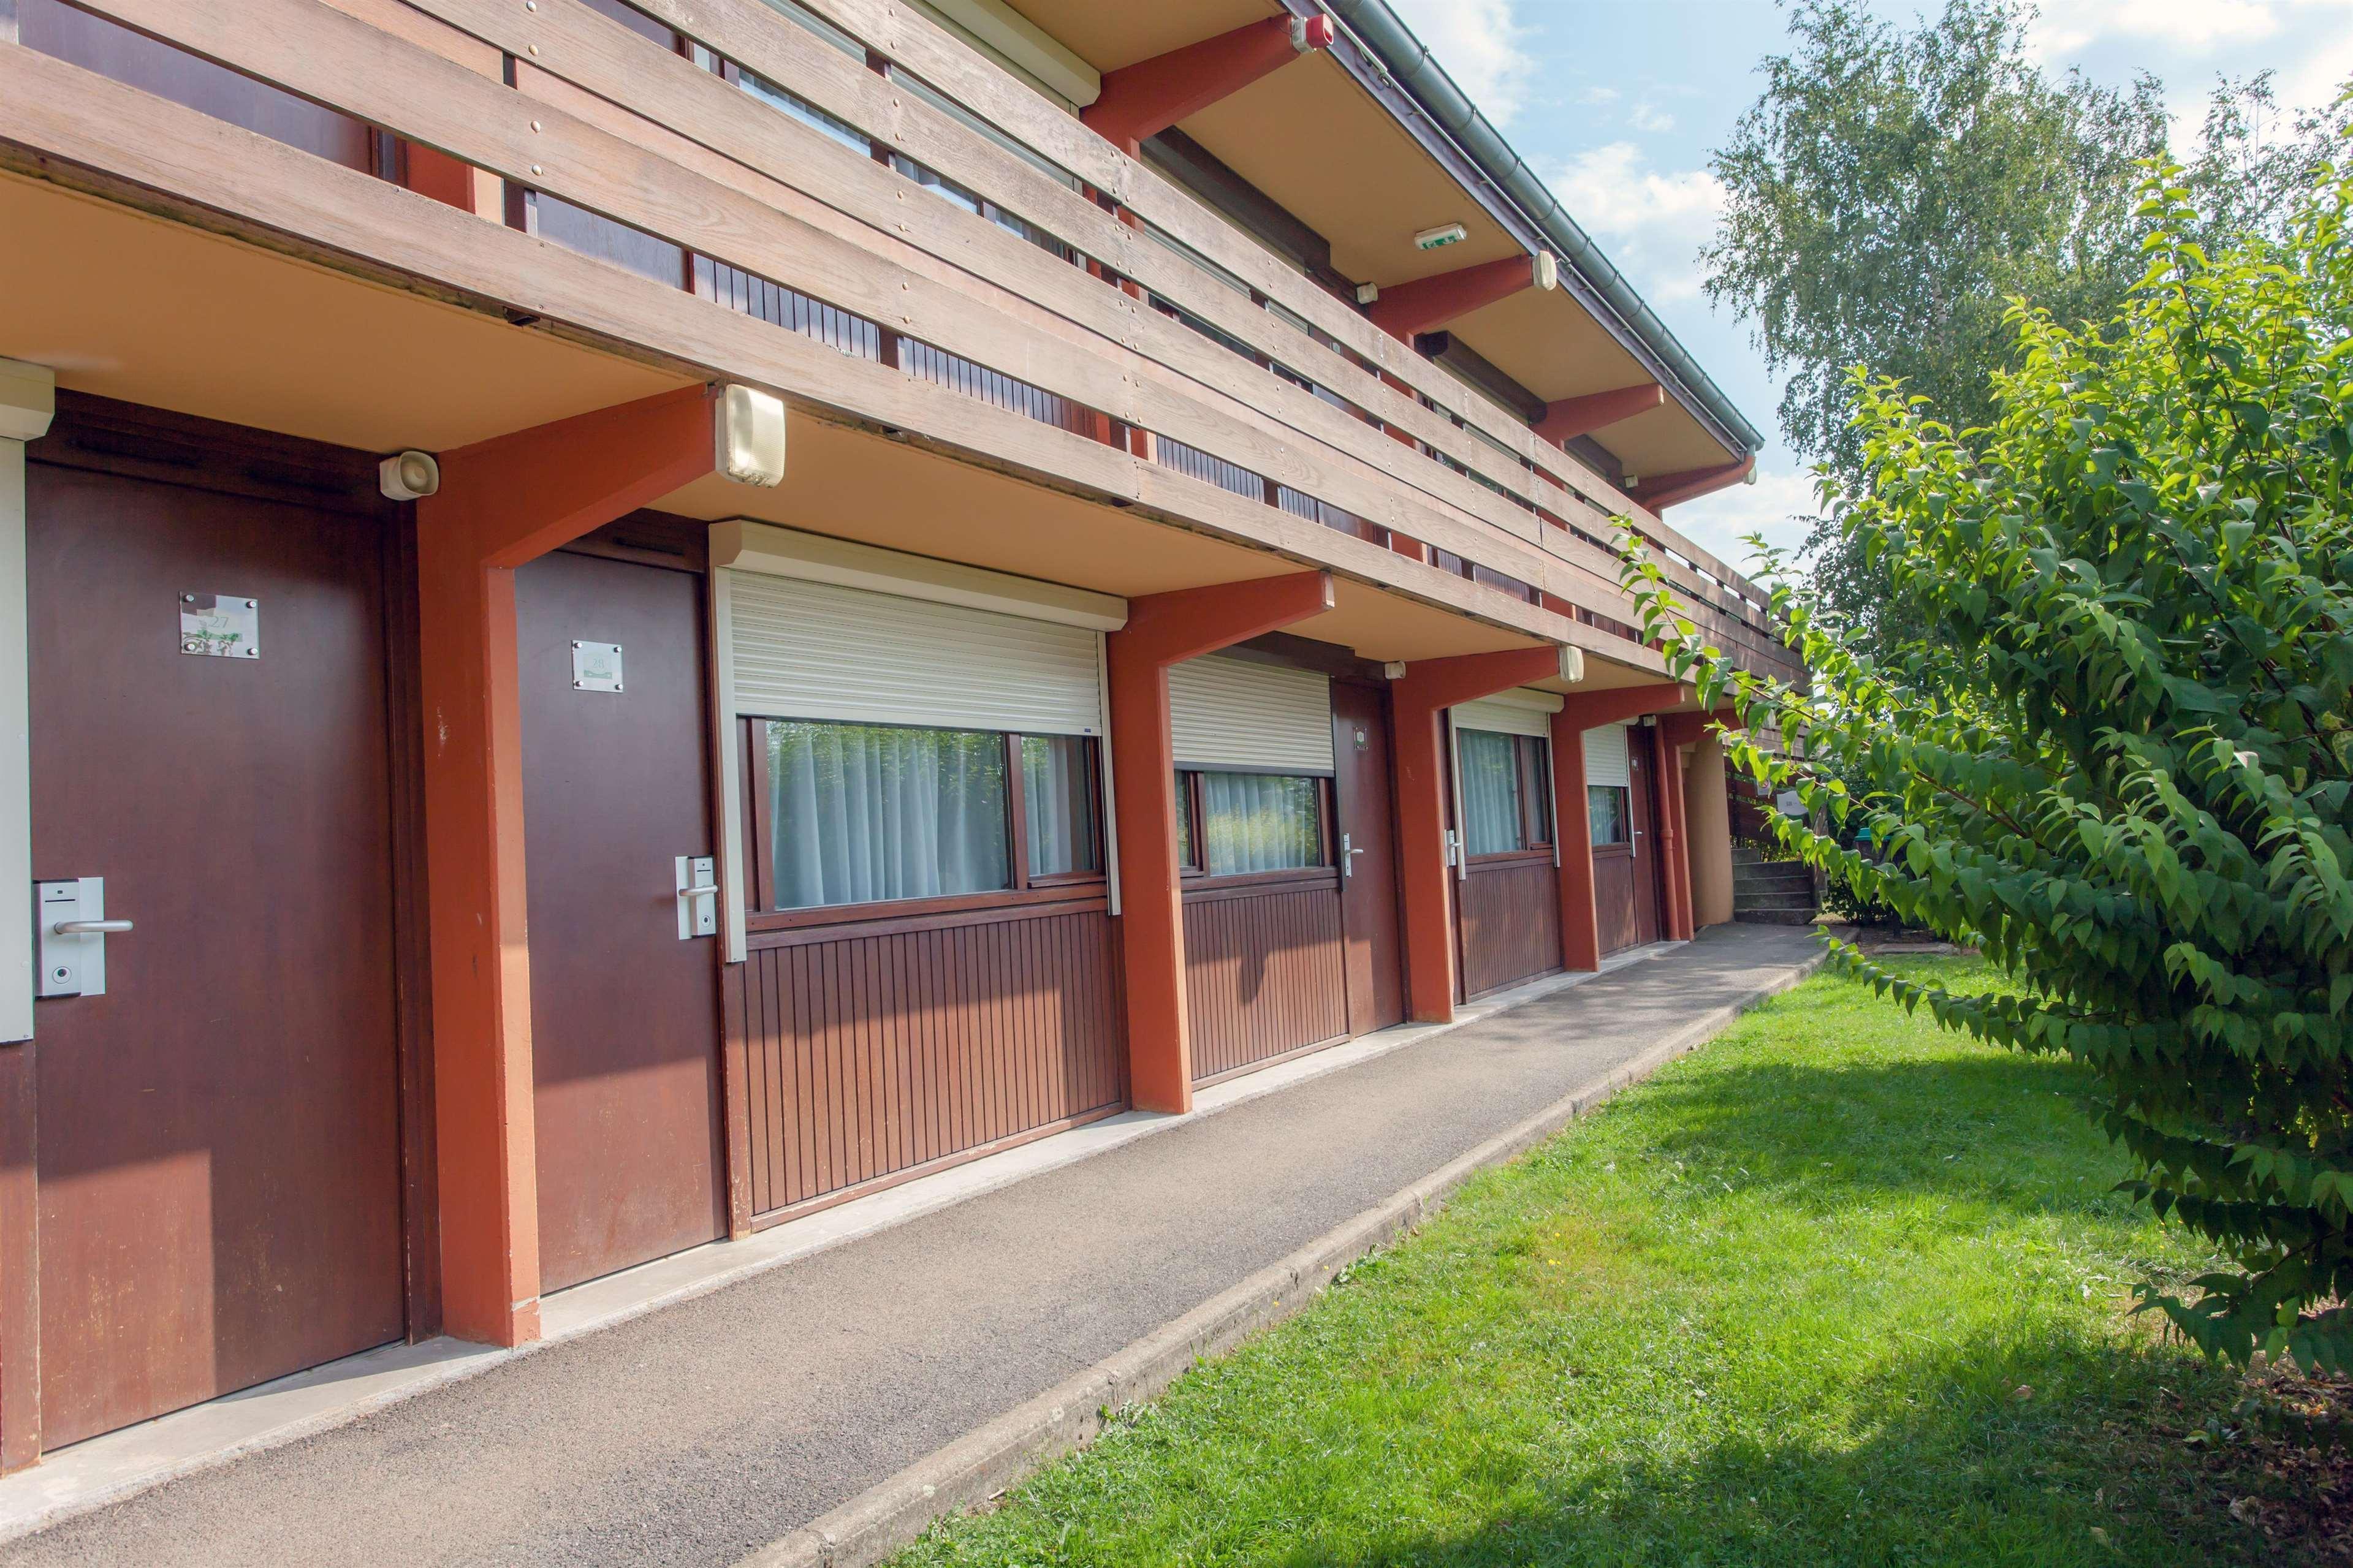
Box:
890;958;2340;1567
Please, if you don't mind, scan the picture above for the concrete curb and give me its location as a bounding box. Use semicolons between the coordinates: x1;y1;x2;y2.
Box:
737;949;1826;1568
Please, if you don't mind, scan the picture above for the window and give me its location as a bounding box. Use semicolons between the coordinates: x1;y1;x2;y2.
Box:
1457;730;1555;858
1589;786;1631;847
1174;771;1329;877
1021;735;1100;877
751;718;1102;915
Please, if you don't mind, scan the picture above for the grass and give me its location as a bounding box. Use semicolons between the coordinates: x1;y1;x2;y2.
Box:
887;958;2346;1567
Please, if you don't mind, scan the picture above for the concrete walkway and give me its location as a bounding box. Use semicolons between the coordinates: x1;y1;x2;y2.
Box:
12;923;1820;1568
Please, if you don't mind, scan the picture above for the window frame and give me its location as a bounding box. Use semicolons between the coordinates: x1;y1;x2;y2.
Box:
1172;768;1337;890
1588;783;1635;851
739;715;1107;932
1461;731;1557;868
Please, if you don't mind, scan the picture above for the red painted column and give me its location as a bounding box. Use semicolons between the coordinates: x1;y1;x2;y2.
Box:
1389;646;1575;1021
402;143;497;217
1551;684;1687;971
1106;572;1333;1114
1389;694;1453;1021
417;385;720;1347
1550;720;1600;973
1657;735;1692;940
1106;645;1183;1110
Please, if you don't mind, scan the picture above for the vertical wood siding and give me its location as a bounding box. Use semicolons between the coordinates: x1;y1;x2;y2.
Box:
729;907;1125;1218
1183;882;1350;1083
1458;860;1564;997
1592;850;1641;955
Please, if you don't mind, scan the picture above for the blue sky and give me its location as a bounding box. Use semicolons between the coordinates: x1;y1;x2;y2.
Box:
1383;0;2353;572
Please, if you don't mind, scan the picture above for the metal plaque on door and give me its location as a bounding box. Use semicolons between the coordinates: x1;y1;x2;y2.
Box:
180;593;259;658
572;640;623;692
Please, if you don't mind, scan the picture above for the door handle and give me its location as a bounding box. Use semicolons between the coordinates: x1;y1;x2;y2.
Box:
675;855;718;939
1340;832;1365;877
37;877;120;998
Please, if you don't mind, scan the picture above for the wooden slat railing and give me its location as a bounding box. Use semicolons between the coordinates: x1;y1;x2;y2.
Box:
5;0;1797;679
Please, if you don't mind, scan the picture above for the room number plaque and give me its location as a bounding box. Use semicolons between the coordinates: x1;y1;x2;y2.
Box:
572;640;624;692
180;593;259;659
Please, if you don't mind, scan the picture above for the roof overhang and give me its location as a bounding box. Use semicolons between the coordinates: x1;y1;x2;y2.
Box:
989;0;1752;478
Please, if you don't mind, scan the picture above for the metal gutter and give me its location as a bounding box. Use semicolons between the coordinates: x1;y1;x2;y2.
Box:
1300;0;1765;458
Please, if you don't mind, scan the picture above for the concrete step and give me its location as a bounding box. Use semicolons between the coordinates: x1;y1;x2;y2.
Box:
1733;869;1814;893
1735;893;1820;912
1735;909;1821;926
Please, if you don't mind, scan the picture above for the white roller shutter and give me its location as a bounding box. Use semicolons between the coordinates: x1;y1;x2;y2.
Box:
1584;723;1632;788
1168;655;1334;774
724;569;1103;736
1453;687;1564;738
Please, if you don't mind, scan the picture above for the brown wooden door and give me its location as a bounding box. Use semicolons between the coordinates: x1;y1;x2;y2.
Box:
518;548;724;1292
1331;682;1404;1036
1627;725;1663;945
26;461;405;1450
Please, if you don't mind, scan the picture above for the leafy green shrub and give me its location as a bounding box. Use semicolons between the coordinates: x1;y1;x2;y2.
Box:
1625;148;2353;1373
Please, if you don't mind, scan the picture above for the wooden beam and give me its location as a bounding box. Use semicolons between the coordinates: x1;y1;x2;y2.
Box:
1082;15;1332;154
1633;455;1755;512
1107;571;1334;1113
1369;254;1553;343
1560;683;1689;732
1535;383;1662;444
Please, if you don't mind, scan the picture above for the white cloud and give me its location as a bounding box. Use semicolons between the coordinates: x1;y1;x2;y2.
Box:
2021;0;2353;164
2026;0;2292;57
1548;142;1725;303
1385;0;1535;126
1576;85;1622;107
1630;102;1676;134
1663;466;1821;571
2276;28;2353;115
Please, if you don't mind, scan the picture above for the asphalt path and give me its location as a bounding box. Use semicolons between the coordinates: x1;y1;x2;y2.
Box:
16;922;1820;1567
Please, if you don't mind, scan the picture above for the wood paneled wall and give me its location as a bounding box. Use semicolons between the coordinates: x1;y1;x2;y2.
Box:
1183;881;1350;1083
1594;849;1641;955
1458;859;1564;998
728;905;1125;1219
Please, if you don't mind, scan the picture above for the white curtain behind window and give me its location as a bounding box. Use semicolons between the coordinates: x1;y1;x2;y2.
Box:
769;721;1010;909
1458;729;1523;855
1021;735;1098;876
1199;773;1320;874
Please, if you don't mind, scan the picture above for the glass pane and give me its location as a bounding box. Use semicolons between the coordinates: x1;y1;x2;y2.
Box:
1589;786;1630;847
530;193;683;286
740;68;873;153
1174;771;1196;867
1021;736;1100;876
1526;738;1554;844
1199;773;1321;875
1458;729;1524;855
765;719;1010;909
